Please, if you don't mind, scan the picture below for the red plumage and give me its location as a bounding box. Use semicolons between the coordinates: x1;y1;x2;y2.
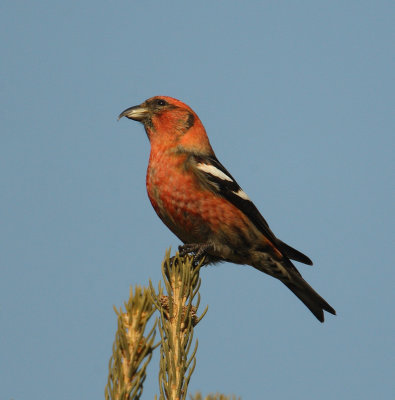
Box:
119;96;336;322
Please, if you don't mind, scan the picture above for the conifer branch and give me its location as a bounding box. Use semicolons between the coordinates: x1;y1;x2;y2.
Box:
150;250;208;400
105;286;157;400
105;250;241;400
190;393;241;400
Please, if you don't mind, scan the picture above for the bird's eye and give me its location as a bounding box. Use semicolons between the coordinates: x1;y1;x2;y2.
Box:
155;99;167;106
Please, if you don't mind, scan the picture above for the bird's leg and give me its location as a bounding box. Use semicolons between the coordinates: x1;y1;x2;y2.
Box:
178;242;215;266
164;243;211;279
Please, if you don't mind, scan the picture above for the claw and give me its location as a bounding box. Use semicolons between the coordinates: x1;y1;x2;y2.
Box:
178;244;201;257
178;243;215;266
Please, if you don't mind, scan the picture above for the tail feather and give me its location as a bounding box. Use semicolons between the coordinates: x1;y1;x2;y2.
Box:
282;275;336;322
253;258;336;322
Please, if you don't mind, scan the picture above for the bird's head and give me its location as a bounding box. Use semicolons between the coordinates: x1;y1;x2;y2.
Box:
119;96;213;154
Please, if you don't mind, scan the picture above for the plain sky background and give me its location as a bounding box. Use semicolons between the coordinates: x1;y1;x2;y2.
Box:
1;1;394;399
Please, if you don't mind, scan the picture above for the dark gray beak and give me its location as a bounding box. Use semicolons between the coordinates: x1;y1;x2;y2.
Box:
118;104;149;121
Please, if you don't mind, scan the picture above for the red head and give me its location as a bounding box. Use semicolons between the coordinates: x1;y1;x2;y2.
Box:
119;96;214;155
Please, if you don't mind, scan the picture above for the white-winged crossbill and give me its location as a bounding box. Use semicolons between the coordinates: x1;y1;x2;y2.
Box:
119;96;335;322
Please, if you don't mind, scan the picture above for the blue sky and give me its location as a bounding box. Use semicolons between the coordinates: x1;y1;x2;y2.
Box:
1;1;394;399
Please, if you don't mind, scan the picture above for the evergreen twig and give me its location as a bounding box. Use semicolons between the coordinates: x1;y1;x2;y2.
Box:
105;250;241;399
190;393;241;400
105;286;157;400
150;250;208;400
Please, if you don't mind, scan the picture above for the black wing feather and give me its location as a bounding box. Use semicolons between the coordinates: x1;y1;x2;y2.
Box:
192;154;313;265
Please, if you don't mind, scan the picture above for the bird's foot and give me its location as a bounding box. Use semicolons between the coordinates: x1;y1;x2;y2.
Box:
178;243;214;266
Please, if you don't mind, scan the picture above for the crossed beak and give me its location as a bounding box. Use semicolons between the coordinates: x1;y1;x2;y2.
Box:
118;104;149;121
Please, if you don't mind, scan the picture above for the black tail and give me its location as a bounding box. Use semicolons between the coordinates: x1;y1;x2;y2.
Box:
253;256;335;322
282;274;336;322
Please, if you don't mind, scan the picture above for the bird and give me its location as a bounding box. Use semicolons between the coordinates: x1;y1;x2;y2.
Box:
118;96;336;322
